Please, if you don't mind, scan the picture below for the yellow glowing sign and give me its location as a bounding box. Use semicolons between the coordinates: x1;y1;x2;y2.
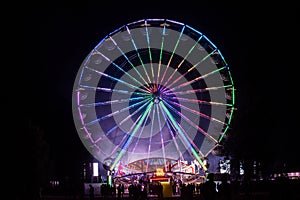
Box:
155;168;165;176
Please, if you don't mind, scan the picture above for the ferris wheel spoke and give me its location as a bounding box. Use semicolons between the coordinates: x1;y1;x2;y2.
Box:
85;66;149;93
172;119;206;161
78;85;148;97
146;105;157;172
110;101;154;170
155;104;167;169
165;85;233;96
85;98;150;126
108;110;148;158
124;26;152;84
102;37;150;89
108;106;150;167
79;126;110;158
159;101;201;154
163;100;218;143
144;20;155;82
163;49;218;91
105;99;152;137
164;35;203;87
167;66;227;93
159;105;185;161
92;50;149;92
79;96;145;107
204;143;221;158
159;105;193;158
159;101;207;170
156;21;167;84
168;99;227;127
129;108;152;155
160;25;186;85
169;96;230;107
93;144;110;157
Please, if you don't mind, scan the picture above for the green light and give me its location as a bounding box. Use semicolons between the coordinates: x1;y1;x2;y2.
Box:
159;101;207;171
110;101;154;170
157;24;166;83
107;175;112;186
161;26;186;84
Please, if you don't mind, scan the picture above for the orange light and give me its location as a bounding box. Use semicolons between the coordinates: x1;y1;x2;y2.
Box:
155;168;165;177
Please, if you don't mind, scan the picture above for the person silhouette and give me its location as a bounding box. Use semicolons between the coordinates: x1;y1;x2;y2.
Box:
217;175;231;200
89;184;95;200
200;173;217;200
117;184;122;200
121;184;125;199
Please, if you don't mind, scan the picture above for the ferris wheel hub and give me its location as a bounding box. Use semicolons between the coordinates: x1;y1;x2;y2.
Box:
153;96;161;104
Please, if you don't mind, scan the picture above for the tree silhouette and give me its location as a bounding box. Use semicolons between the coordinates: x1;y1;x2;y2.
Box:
16;118;49;200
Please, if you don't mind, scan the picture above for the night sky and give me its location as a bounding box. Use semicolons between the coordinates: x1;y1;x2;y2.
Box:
22;2;299;179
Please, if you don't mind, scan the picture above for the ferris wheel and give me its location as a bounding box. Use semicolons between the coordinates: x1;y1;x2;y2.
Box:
72;19;235;172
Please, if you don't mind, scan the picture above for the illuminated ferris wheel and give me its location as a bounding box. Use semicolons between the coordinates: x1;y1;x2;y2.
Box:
72;19;235;173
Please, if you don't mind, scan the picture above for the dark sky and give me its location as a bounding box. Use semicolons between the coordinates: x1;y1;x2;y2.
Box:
22;2;299;178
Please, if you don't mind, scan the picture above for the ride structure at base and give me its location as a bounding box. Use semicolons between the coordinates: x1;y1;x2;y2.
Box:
72;19;235;183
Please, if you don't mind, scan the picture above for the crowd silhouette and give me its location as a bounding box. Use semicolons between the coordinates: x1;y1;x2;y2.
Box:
40;173;300;200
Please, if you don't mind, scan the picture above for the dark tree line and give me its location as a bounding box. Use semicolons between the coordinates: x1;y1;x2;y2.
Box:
15;118;50;200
